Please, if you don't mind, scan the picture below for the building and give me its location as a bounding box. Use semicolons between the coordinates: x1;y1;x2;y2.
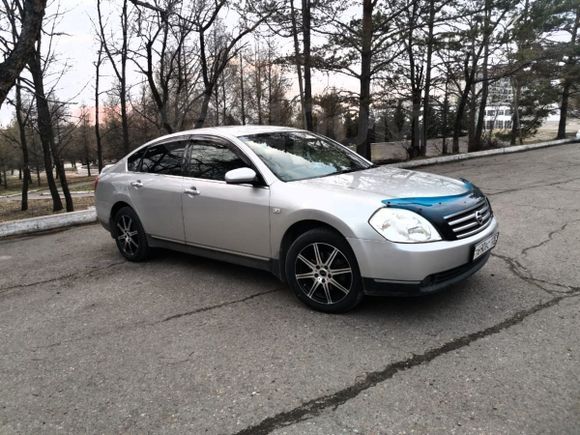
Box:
483;77;513;131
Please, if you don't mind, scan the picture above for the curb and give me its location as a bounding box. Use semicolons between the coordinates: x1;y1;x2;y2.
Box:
39;190;94;196
0;188;42;199
0;207;97;239
387;138;578;169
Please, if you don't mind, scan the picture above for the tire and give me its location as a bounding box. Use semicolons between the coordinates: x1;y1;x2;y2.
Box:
285;228;364;313
112;206;150;262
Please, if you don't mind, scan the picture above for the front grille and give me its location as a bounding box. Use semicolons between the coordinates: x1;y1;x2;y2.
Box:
444;199;492;239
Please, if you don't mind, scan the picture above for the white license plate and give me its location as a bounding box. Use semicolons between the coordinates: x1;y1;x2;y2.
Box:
473;233;499;260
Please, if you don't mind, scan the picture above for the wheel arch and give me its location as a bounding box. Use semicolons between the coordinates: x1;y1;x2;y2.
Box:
277;219;353;281
109;201;133;231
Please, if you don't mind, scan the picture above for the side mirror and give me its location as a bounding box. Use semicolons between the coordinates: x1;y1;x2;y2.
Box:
225;167;258;184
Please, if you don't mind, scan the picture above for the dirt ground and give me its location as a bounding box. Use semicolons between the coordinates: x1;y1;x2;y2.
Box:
0;196;95;223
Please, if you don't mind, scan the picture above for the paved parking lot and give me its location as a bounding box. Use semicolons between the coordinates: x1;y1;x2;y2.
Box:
1;143;579;434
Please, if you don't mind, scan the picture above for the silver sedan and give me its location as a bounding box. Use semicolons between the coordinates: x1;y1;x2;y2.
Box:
95;126;499;312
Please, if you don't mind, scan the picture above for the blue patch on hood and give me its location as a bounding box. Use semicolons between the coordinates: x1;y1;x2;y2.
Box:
382;181;475;207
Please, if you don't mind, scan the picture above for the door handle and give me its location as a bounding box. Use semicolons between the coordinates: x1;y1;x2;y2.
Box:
184;186;200;196
130;180;143;188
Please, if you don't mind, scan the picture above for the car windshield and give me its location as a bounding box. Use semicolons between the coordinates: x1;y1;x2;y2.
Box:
238;131;370;182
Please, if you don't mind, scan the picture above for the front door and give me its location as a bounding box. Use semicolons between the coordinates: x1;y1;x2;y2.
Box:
181;137;271;259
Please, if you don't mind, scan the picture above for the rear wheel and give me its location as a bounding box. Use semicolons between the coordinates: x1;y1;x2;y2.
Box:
285;228;363;313
113;206;150;262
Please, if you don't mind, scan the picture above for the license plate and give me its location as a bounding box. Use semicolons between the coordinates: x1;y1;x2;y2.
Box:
473;232;499;260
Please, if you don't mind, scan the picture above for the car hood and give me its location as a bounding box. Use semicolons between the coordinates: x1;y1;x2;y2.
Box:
295;166;470;200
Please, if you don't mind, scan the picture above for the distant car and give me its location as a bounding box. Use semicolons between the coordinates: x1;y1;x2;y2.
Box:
95;126;498;312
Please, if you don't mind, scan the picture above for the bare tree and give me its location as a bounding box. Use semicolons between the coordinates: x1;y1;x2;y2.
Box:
97;0;131;154
27;2;78;212
193;2;276;128
94;41;104;172
14;80;32;210
28;48;64;211
0;0;46;108
130;0;201;134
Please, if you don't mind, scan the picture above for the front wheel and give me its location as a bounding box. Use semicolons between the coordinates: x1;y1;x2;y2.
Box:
113;206;150;262
285;228;364;313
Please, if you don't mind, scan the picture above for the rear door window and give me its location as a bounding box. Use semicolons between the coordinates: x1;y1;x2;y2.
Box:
140;141;188;175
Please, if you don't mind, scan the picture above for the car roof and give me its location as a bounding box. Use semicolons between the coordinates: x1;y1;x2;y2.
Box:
153;125;300;143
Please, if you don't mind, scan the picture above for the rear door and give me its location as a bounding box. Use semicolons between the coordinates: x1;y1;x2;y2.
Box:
181;137;271;258
127;140;187;242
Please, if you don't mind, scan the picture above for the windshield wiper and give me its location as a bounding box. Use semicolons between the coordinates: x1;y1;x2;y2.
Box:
321;168;360;177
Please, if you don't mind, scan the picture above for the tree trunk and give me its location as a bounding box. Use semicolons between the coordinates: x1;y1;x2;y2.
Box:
221;75;227;123
510;78;521;145
467;84;477;151
54;158;73;211
409;95;422;158
301;0;313;131
452;88;470;154
214;79;220;125
474;80;489;150
421;0;436;156
255;50;263;125
15;81;30;211
557;6;579;139
195;90;213;128
557;82;571;139
95;46;103;173
473;0;490;151
28;50;63;212
290;0;305;128
356;0;373;159
442;77;449;155
240;53;246;125
120;0;130;154
267;51;273;125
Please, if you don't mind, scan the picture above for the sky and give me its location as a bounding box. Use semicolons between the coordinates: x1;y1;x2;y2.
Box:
0;0;99;126
0;0;359;127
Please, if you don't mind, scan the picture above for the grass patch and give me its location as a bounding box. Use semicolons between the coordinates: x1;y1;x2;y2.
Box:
0;172;97;195
68;181;95;192
0;196;95;223
0;174;96;196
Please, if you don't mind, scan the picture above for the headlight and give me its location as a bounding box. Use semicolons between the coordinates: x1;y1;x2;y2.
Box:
369;208;442;243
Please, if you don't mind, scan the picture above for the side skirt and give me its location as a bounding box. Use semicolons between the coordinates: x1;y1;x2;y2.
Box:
146;235;283;280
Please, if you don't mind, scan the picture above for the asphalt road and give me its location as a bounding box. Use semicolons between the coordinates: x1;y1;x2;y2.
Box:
1;143;579;434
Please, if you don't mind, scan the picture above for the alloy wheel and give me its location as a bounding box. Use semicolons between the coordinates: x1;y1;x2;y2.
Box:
116;214;139;257
294;242;353;305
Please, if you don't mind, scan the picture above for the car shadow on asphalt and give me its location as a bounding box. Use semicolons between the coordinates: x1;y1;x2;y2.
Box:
360;284;471;314
147;247;477;319
150;247;279;283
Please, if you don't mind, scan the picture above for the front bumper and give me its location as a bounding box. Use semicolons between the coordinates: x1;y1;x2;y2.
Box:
348;217;498;294
362;251;491;296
